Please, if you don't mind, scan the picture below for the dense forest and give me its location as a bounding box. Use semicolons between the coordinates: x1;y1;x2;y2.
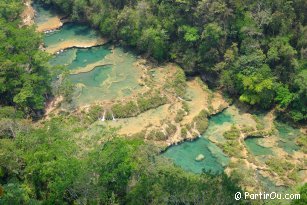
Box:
38;0;307;123
0;0;306;204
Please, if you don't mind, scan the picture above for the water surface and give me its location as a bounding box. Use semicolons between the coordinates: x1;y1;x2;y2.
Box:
162;137;229;174
44;23;100;48
275;122;300;154
245;138;273;156
162;111;232;174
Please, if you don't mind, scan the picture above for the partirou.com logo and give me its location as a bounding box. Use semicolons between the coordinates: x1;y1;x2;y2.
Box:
235;191;300;200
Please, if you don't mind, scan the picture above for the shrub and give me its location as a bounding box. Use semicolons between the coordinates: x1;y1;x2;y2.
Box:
147;129;167;141
182;101;190;113
0;106;24;119
137;93;167;112
87;105;103;123
181;127;188;138
131;131;146;139
175;109;185;123
223;125;240;140
165;123;177;135
221;141;243;158
265;157;295;175
193;110;209;134
296;134;307;153
165;69;187;97
112;101;139;118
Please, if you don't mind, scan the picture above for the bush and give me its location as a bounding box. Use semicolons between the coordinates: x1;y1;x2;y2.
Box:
164;69;187;97
223;125;240;140
112;101;139;118
182;101;190;113
165;123;177;135
296;134;307;153
221;141;243;158
181;127;188;138
131;131;146;139
265;157;295;175
147;129;167;141
0;106;24;119
175;109;185;123
87;105;103;123
137;93;167;113
192;110;209;134
241;125;255;133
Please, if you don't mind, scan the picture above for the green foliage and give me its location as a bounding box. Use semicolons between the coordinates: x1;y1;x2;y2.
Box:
165;122;177;136
112;101;139;118
275;85;295;109
86;138;143;202
126;164;248;205
237;65;276;107
175;109;185;123
0;106;23;119
111;93;167;119
0;1;51;116
180;25;199;42
147;129;167;141
221;140;243;158
137;93;167;113
0;183;36;205
192;110;209;134
0;113;251;204
87;105;103;122
265;157;295;175
291;184;307;205
181;127;188;138
138;27;169;61
223;125;240;140
168;69;187;97
0;0;22;21
296;135;307;153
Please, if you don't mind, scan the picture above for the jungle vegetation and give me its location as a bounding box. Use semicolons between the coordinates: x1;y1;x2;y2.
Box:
37;0;307;123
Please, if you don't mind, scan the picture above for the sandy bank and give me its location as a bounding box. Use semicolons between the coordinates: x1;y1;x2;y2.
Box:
45;38;107;54
36;17;63;32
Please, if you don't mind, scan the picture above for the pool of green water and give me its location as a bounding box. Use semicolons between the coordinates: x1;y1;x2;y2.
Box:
275;122;300;154
205;110;234;143
65;48;141;105
162;137;229;174
43;23;100;47
162;111;232;174
70;65;112;87
245;138;273;156
49;48;77;66
49;46;111;70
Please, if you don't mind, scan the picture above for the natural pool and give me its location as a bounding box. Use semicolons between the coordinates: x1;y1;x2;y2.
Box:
162;111;232;174
162;137;229;174
44;23;100;46
205;109;234;143
275;122;300;154
245;137;273;156
34;1;142;106
44;23;103;53
49;45;111;70
66;48;141;105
